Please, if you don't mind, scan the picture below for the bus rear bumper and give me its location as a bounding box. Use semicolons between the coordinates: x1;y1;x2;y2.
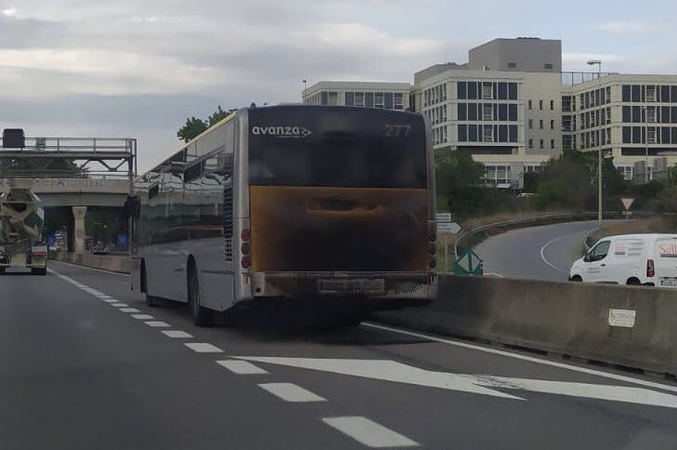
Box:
251;271;436;306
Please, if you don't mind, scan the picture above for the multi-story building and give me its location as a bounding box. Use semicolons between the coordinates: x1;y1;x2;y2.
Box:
302;81;412;111
563;74;677;181
302;38;677;188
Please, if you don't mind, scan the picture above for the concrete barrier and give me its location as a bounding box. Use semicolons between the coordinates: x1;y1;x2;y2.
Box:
50;251;130;274
375;275;677;377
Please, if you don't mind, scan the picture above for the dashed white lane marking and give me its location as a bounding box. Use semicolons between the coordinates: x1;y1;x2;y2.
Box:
363;323;677;395
131;314;154;320
119;307;141;313
161;330;193;339
258;383;326;403
110;303;129;307
322;416;420;448
103;299;119;303
184;342;223;353
217;360;269;375
144;321;171;328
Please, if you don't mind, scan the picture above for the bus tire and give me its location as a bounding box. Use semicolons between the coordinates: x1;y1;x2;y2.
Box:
188;265;213;327
141;263;160;307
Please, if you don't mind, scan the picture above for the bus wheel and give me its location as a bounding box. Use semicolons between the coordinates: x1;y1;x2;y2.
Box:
188;266;213;327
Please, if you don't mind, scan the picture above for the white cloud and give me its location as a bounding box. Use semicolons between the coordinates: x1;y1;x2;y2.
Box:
595;21;663;36
2;6;17;16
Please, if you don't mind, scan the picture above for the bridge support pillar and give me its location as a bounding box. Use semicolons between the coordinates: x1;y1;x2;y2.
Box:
72;206;87;255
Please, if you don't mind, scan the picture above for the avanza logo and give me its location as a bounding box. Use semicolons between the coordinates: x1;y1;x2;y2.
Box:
251;126;312;139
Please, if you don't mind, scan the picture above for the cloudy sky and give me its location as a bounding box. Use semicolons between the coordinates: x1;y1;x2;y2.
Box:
1;0;676;171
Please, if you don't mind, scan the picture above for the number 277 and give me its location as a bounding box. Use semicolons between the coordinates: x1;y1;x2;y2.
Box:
384;125;411;138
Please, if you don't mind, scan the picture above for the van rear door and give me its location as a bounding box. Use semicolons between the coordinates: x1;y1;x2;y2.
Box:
654;236;677;288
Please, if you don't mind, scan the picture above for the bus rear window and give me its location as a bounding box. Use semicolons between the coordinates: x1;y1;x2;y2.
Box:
248;107;427;189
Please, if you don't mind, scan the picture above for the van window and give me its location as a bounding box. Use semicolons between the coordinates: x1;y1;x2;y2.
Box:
656;239;677;258
590;240;610;262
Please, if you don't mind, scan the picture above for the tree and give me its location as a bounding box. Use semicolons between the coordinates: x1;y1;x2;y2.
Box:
435;150;508;219
0;157;84;177
177;105;238;143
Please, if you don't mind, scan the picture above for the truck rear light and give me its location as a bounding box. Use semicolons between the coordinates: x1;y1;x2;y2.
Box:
647;259;655;278
241;229;250;242
241;256;251;269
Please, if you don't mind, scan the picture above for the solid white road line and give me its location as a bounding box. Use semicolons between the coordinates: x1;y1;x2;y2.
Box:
363;323;677;394
131;314;154;320
258;383;326;403
161;330;193;339
184;342;223;353
217;360;269;375
322;416;419;448
119;307;141;313
539;227;597;274
144;321;170;328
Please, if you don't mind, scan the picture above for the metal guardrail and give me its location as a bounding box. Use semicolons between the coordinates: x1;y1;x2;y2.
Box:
452;211;660;259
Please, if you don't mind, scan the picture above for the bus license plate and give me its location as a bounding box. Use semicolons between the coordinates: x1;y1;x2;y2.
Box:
660;278;677;287
318;279;385;294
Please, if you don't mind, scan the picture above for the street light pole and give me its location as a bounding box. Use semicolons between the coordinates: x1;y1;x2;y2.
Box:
587;60;603;227
302;79;308;102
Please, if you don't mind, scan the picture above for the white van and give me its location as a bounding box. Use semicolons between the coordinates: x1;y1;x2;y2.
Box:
569;234;677;287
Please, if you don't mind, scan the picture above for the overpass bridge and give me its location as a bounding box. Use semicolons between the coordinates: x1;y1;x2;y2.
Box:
1;132;136;254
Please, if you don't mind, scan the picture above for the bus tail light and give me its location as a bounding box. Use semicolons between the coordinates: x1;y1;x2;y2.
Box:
33;251;47;258
647;259;655;278
241;242;250;255
241;229;250;242
241;256;251;269
429;243;437;256
429;258;437;269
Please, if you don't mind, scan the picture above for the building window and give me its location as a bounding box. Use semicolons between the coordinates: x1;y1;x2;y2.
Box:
539;139;544;149
528;100;532;110
365;92;374;107
647;128;656;144
384;92;394;109
550;119;555;130
509;125;518;142
528;139;533;149
509;104;518;121
327;92;338;106
354;92;364;107
528;119;533;129
647;86;656;102
458;124;467;141
544;63;554;70
647;107;656;123
539;100;543;110
374;92;384;108
482;83;493;100
483;125;494;142
550;139;555;149
345;92;354;106
508;62;517;68
394;93;403;110
550;100;554;110
508;83;517;100
483;104;493;120
458;103;467;121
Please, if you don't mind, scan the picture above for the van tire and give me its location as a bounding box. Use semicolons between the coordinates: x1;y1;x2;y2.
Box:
570;275;582;282
626;278;641;285
188;263;213;327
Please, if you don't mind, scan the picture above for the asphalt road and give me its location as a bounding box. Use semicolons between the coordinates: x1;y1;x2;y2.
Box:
2;260;677;449
475;220;604;281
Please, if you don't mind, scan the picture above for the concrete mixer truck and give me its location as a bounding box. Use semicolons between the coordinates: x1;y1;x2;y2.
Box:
0;179;48;275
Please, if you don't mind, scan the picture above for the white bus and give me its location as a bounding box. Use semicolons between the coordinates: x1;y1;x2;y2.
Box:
129;105;437;326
